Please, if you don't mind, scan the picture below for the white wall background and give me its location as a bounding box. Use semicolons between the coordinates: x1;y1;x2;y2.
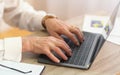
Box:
27;0;120;20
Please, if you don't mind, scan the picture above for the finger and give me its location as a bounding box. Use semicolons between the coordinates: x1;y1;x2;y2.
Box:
46;51;60;63
78;28;84;39
49;32;64;40
57;40;72;56
70;27;84;43
63;30;79;46
53;47;68;60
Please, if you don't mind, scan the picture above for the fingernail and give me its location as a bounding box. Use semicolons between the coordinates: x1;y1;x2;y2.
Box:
56;60;60;63
65;57;68;60
83;37;85;40
81;39;84;43
77;42;80;46
69;52;72;56
69;48;72;51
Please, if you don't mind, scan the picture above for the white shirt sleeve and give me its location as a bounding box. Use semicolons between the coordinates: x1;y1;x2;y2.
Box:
4;0;47;31
0;37;22;62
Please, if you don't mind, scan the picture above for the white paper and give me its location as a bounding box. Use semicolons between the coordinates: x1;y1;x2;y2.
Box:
0;61;45;75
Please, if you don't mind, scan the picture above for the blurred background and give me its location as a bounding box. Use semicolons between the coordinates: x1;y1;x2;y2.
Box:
1;0;120;38
26;0;120;20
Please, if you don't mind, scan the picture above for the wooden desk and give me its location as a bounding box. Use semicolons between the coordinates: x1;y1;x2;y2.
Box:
0;27;32;39
1;16;120;75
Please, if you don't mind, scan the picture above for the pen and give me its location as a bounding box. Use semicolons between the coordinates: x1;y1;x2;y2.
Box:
0;64;32;74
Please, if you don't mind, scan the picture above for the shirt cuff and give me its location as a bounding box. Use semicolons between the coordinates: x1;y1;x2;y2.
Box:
3;37;22;62
32;13;57;31
32;11;47;31
0;40;4;60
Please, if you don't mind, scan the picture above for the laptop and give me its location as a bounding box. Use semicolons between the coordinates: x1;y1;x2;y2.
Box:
38;1;120;69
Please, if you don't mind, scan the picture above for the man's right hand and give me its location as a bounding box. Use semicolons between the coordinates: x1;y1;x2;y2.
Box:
22;36;72;63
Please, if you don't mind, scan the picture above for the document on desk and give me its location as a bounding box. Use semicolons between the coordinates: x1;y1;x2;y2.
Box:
83;15;120;45
0;61;45;75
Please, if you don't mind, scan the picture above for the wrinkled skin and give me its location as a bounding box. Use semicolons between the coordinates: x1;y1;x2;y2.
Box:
22;18;84;63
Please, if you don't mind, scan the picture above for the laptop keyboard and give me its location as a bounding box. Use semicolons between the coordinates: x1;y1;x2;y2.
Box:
38;32;100;68
61;32;96;66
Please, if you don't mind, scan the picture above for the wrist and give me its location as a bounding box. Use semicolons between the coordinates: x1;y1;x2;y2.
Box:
22;37;33;52
42;14;57;29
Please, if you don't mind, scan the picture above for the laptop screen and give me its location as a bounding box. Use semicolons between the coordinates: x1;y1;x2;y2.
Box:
104;1;120;38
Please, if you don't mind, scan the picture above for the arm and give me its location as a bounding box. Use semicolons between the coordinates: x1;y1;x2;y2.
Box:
0;36;72;63
3;0;84;63
3;0;46;31
3;0;84;45
2;0;73;63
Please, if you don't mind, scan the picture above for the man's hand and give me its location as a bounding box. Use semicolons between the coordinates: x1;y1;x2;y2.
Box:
22;36;72;63
44;18;84;45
